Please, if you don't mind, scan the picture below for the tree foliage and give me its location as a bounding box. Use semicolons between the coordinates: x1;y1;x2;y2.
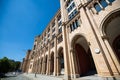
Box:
0;57;21;73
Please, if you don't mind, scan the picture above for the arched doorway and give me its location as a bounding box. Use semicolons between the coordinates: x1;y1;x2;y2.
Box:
58;47;64;75
103;11;120;62
72;35;97;76
50;52;54;75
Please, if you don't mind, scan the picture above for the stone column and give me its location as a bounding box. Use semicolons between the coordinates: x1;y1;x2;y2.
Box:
53;37;57;76
43;55;46;74
70;48;79;78
46;53;49;75
47;43;51;75
37;59;39;73
62;24;71;80
55;17;59;35
41;56;44;74
56;55;59;76
39;60;42;74
48;58;51;75
66;27;75;78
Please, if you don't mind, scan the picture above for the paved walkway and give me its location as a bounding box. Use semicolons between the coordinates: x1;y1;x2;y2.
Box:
24;73;63;80
0;74;32;80
1;73;120;80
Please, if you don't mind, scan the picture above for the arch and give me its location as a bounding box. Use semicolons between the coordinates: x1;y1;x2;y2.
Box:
100;8;120;36
58;47;63;54
70;33;88;48
101;8;120;62
71;35;97;76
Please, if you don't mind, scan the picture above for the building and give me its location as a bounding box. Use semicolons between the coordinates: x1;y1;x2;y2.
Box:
22;0;120;80
21;50;32;73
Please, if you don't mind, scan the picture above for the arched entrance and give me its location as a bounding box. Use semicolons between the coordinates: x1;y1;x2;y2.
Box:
50;52;54;75
103;10;120;62
71;35;97;76
58;47;64;75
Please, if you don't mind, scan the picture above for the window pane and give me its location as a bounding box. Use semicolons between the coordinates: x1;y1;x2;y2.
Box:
100;0;108;8
75;20;79;28
94;4;101;12
70;24;73;31
72;22;75;29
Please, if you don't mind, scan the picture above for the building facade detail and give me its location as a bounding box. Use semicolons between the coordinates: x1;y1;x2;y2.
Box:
22;0;120;80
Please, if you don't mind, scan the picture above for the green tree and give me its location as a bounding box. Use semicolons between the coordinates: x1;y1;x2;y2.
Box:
0;57;10;73
0;57;21;73
15;61;21;70
9;60;16;71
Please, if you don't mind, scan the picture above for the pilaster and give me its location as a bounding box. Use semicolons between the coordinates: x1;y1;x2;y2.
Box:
62;24;71;80
54;37;57;76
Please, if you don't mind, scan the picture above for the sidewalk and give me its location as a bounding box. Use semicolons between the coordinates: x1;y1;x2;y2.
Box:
23;73;120;80
23;73;63;80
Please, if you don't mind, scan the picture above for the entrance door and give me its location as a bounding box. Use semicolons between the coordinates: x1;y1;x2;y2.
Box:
75;44;91;75
75;44;96;76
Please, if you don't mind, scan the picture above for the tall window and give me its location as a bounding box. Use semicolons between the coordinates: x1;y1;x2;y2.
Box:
75;19;80;28
100;0;108;8
68;9;77;20
66;0;73;7
70;19;80;32
93;0;115;13
52;34;55;39
94;3;101;12
58;35;63;43
58;27;62;34
67;2;75;13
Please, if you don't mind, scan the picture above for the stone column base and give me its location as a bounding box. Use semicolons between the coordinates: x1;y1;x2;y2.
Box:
56;73;61;76
64;74;72;80
71;74;80;79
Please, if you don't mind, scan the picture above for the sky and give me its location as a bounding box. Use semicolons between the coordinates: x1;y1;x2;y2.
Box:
0;0;60;61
